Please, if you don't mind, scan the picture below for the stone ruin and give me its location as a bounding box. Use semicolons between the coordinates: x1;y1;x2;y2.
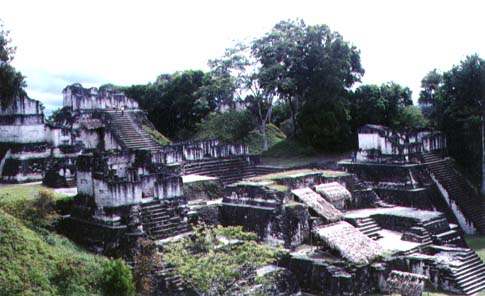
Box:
2;87;485;295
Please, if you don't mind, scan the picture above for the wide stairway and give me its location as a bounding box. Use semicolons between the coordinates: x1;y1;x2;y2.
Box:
141;200;191;240
353;217;383;240
450;249;485;295
108;111;161;152
183;157;257;185
422;152;485;234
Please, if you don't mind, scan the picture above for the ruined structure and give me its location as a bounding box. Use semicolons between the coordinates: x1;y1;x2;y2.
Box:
0;96;50;182
4;86;484;295
341;124;485;235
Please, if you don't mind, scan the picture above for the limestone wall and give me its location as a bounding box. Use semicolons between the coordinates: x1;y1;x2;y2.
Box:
63;84;139;111
0;96;43;115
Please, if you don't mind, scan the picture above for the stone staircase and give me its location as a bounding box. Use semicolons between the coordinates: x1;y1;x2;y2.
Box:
402;226;433;245
159;265;185;293
183;157;256;185
353;217;383;240
141;200;191;240
450;249;485;295
422;152;485;234
108;111;161;152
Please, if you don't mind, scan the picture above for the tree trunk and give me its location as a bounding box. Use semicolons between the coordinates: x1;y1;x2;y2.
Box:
288;97;297;137
481;114;485;197
262;120;268;151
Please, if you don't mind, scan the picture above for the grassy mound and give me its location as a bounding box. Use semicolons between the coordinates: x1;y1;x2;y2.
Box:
244;124;286;154
262;137;318;158
0;207;108;295
0;184;133;296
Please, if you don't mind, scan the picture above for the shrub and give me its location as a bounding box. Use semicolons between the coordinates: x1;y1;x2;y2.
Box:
100;259;135;296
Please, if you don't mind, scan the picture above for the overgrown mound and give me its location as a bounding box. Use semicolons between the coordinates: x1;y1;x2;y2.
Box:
164;226;284;295
195;111;286;154
0;185;134;296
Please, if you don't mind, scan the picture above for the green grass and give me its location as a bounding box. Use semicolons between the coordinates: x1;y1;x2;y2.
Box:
142;125;171;145
244;124;286;155
0;184;126;295
465;235;485;261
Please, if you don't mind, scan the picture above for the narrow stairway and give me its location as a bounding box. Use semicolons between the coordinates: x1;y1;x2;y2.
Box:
108;111;161;152
141;200;191;240
422;152;485;234
451;249;485;295
354;217;383;240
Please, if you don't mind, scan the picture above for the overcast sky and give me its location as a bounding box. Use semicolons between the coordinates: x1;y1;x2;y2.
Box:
2;0;485;111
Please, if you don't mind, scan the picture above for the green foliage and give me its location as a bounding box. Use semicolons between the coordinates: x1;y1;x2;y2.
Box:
420;55;485;185
298;99;352;151
349;82;413;131
0;21;26;109
124;70;216;140
164;226;282;295
392;105;428;130
465;235;485;261
142;125;171;145
252;19;364;139
196;110;256;143
100;259;135;296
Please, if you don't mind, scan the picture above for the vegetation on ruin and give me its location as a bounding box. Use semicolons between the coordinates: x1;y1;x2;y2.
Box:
164;226;283;295
184;179;224;200
142;124;171;145
195;110;286;154
0;184;134;296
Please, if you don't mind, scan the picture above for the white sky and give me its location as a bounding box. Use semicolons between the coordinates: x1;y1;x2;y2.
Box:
2;0;485;111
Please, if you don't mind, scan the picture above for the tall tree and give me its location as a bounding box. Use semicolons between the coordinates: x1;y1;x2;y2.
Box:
423;55;485;194
349;82;413;130
0;20;26;108
251;19;364;144
418;69;443;122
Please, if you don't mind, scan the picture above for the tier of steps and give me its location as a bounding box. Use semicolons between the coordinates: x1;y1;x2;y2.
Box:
422;152;485;234
141;201;191;240
451;249;485;295
183;157;256;185
159;265;185;293
353;217;383;240
108;111;161;152
403;226;433;245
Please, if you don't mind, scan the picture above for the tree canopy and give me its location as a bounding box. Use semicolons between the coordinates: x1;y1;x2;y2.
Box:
0;21;26;109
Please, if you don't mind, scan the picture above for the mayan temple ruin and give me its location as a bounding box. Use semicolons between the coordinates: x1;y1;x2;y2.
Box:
1;85;485;295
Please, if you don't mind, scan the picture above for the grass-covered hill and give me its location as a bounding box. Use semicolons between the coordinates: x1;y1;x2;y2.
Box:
0;184;133;296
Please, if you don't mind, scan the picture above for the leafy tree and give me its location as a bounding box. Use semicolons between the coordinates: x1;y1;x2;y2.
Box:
422;55;485;193
418;69;443;121
124;70;215;140
251;19;364;139
0;21;26;109
350;82;413;131
195;110;255;143
392;105;428;130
